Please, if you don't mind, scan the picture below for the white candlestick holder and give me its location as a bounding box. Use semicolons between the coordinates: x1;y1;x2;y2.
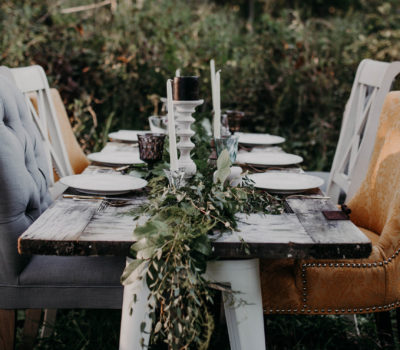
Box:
173;99;204;177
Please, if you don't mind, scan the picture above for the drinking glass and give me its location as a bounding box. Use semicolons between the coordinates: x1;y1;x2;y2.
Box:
214;135;239;163
137;133;166;167
226;110;245;134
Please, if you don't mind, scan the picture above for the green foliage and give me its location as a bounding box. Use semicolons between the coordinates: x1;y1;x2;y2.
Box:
121;121;282;348
3;1;400;169
17;309;386;349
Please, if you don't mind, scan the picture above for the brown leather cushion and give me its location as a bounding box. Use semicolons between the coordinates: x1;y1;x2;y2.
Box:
358;227;380;246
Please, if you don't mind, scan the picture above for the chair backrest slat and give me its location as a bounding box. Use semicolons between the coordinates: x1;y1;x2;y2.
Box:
10;66;73;184
326;59;400;203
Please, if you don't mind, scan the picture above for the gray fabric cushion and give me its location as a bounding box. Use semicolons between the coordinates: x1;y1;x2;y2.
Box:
0;285;123;309
0;71;52;284
19;255;124;286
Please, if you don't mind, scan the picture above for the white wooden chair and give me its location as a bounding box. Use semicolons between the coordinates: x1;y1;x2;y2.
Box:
10;65;74;185
325;59;400;203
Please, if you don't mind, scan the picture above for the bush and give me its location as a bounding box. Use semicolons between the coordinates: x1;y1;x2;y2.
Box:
1;0;400;169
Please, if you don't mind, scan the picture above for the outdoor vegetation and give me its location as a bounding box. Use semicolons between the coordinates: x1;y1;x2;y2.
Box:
3;0;400;348
3;0;400;171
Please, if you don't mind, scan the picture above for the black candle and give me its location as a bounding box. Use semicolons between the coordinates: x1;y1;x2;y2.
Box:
173;76;199;101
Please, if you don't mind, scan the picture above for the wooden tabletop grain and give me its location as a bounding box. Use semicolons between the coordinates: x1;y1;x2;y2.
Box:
18;143;372;260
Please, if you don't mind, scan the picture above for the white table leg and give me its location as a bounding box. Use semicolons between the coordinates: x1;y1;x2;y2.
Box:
119;259;153;350
206;259;266;350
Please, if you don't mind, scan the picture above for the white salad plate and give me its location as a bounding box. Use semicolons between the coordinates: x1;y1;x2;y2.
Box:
247;172;324;194
236;152;303;167
87;151;144;166
236;132;285;146
60;174;148;195
108;130;147;143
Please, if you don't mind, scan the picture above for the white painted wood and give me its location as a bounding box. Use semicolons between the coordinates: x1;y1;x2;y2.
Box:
174;100;204;177
120;259;266;350
206;259;266;350
119;259;152;350
326;59;400;203
10;65;73;184
347;61;400;200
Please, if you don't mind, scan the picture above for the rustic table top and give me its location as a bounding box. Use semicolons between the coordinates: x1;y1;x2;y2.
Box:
18;142;372;260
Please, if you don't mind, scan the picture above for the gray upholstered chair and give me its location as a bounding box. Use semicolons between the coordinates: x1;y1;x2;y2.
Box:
0;69;125;349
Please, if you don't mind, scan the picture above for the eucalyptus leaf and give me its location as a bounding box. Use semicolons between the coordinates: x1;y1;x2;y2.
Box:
214;149;231;184
192;234;212;256
121;259;146;285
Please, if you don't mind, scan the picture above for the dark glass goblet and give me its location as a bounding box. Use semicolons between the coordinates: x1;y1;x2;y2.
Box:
226;110;245;134
137;133;166;168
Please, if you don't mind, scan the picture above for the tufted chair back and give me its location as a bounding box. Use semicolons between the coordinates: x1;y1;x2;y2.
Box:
348;91;400;258
0;69;52;284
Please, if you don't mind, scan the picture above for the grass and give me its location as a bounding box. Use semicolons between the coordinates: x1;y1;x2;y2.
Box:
16;307;395;349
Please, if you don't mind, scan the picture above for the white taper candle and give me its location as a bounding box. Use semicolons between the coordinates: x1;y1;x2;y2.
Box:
214;69;221;138
167;79;179;171
210;59;216;111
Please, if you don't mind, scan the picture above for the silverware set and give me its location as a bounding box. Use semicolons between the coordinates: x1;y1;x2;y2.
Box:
62;194;131;207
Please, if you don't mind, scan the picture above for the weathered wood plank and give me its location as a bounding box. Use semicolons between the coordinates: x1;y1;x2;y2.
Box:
213;214;311;244
18;199;99;255
18;196;372;259
286;198;371;259
20;200;99;241
18;198;140;256
211;213;314;258
286;197;336;213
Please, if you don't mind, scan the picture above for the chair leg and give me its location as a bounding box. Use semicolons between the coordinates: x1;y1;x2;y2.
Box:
0;309;16;350
40;309;57;338
396;308;400;344
20;309;42;350
343;314;360;336
375;311;395;349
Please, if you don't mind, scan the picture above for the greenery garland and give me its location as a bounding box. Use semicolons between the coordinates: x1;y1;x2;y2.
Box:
121;120;282;349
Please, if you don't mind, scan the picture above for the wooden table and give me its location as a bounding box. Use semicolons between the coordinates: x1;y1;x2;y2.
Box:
18;142;372;350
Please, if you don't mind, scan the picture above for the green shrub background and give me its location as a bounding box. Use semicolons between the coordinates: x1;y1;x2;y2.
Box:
1;0;400;170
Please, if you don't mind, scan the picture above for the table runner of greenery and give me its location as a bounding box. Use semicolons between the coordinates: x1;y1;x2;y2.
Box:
121;124;282;349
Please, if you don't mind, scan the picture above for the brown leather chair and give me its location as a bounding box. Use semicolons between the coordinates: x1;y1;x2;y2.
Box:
261;92;400;319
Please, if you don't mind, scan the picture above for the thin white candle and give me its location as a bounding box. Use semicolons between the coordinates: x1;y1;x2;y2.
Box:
210;59;216;111
214;70;221;138
167;79;179;171
175;69;181;77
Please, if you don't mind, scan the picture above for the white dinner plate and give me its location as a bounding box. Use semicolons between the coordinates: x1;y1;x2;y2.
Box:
60;174;148;195
236;132;285;146
236;152;303;167
108;130;147;142
247;172;324;194
87;151;144;166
